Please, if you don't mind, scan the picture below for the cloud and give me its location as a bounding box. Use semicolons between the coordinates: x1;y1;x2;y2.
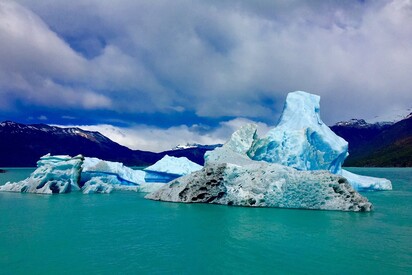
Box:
2;0;412;125
0;1;111;111
61;117;272;152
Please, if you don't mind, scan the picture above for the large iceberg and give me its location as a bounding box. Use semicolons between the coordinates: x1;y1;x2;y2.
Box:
149;122;373;211
144;155;202;183
148;91;396;211
208;121;392;192
248;91;348;174
146;162;372;212
243;91;390;191
0;154;83;194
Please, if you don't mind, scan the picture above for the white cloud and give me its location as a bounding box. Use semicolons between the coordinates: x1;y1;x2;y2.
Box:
0;1;112;110
60;117;272;152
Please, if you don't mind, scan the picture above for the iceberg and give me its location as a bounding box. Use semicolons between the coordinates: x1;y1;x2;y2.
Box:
248;91;348;174
204;124;258;166
0;154;83;194
81;176;141;194
244;91;390;191
82;177;114;194
341;169;392;191
81;157;146;186
144;155;202;183
148;91;390;210
146;162;372;212
0;154;159;194
81;158;166;193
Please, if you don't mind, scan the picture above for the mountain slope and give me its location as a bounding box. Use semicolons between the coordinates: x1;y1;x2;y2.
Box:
331;115;412;167
0;121;158;167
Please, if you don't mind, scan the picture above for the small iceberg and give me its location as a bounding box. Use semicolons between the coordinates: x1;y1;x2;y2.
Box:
341;169;392;191
144;155;202;183
0;154;157;194
0;154;83;194
0;154;203;194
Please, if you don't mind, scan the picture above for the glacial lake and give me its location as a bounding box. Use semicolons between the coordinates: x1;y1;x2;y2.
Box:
0;167;411;274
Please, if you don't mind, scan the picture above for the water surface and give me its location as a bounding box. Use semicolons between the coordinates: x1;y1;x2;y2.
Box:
0;167;411;274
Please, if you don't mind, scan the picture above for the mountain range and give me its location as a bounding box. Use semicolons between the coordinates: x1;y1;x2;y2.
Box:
0;121;220;167
0;113;411;167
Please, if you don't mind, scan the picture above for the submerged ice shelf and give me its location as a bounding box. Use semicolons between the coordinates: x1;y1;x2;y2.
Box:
341;169;392;191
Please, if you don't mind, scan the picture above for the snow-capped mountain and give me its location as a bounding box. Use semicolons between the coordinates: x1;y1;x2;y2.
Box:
172;143;221;151
334;119;370;128
365;108;412;124
0;121;159;167
0;121;110;143
334;118;397;129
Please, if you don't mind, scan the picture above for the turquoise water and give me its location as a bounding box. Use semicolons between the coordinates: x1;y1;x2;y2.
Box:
0;168;411;274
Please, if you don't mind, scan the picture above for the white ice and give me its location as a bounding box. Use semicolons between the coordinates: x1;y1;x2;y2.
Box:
216;91;391;191
341;169;392;191
82;157;146;185
144;155;202;176
248;91;348;174
0;154;83;194
147;162;372;212
144;155;202;183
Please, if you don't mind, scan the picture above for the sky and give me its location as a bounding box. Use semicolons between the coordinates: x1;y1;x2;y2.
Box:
0;0;411;151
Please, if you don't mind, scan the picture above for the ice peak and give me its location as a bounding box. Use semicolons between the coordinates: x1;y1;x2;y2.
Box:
277;91;322;128
249;91;348;174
